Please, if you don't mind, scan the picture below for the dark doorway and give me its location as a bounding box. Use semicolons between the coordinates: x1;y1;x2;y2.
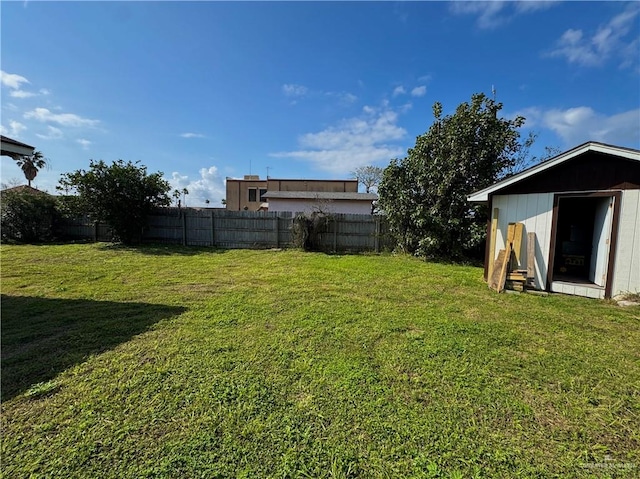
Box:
552;196;614;286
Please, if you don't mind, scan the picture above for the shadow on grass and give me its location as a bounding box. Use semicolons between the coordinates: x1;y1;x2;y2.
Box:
0;295;186;401
97;243;231;256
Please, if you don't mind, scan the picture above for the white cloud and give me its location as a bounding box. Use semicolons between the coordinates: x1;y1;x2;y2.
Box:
326;91;358;105
3;103;19;112
392;86;406;97
0;120;27;138
514;1;559;14
10;90;37;99
450;1;507;29
411;86;427;97
39;88;51;95
0;71;30;90
398;102;413;114
520;106;640;147
547;3;640;68
24;107;99;127
180;132;205;138
270;106;407;174
170;166;226;207
36;125;63;140
76;138;92;149
282;84;308;97
451;1;559;29
343;92;357;104
545;107;639;146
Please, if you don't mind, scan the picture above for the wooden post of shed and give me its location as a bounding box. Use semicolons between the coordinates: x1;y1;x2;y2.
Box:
488;208;499;279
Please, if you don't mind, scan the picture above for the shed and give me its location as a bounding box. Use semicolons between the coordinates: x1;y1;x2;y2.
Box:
468;141;640;299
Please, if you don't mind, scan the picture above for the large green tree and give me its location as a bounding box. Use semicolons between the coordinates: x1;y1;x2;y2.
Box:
378;93;533;259
58;160;171;244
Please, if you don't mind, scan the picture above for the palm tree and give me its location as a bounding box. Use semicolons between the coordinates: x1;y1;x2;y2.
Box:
16;151;48;187
173;189;181;206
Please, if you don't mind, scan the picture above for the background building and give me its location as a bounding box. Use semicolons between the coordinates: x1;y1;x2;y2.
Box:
225;176;361;212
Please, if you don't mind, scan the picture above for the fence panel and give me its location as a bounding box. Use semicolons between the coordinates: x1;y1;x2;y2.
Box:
186;210;214;246
55;208;391;252
213;210;279;249
146;210;182;244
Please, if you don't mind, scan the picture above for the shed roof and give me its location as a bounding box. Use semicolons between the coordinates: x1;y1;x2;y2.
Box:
467;142;640;203
263;191;377;201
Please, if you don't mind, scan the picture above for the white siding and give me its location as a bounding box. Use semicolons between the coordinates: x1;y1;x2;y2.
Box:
493;189;640;297
612;189;640;296
267;198;373;215
550;282;605;299
492;193;554;290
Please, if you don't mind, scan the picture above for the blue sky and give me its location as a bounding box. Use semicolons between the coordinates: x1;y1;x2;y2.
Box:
2;1;639;206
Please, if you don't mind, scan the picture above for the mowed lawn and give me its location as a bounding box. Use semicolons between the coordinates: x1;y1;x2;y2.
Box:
1;244;639;478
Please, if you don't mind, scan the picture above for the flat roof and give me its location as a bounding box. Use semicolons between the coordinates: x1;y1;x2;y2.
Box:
267;178;357;182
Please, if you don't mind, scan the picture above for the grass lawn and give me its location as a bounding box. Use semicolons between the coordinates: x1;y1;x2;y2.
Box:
1;243;639;478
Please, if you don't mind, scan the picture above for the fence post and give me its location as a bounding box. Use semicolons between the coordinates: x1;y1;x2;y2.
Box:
210;209;215;247
93;220;98;242
182;210;187;246
375;216;380;253
333;217;338;252
274;215;279;248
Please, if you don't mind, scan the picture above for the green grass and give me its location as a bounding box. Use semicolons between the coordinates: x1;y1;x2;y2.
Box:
1;243;639;478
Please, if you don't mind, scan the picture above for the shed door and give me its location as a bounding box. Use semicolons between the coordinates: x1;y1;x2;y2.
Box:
589;196;614;287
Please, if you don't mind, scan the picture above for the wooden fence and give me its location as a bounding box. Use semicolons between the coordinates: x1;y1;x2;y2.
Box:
58;208;393;252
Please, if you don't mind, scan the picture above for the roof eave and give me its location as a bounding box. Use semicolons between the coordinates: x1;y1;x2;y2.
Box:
467;141;640;203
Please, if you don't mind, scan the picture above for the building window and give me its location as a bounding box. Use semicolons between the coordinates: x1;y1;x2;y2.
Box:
259;188;267;202
248;188;257;202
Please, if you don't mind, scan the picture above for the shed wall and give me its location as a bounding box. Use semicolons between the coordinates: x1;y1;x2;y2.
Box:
491;193;554;290
613;189;640;295
493;189;640;296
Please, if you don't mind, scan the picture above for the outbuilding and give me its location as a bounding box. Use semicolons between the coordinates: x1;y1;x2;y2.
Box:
262;191;377;215
468;141;640;299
